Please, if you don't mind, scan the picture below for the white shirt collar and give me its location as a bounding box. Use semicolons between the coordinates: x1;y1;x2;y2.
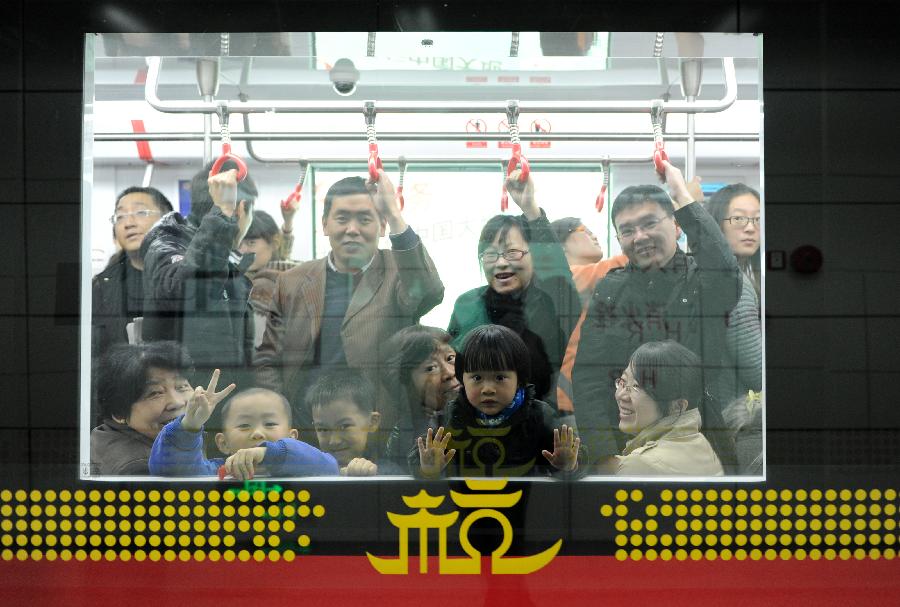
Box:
327;251;376;274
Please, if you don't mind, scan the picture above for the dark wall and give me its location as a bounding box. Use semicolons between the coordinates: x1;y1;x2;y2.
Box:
2;0;899;488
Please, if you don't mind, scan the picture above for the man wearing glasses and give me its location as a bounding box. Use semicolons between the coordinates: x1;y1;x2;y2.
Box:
572;160;741;474
91;186;173;355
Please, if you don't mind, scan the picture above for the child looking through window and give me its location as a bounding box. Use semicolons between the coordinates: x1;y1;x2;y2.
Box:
416;324;582;478
308;369;403;476
149;370;338;478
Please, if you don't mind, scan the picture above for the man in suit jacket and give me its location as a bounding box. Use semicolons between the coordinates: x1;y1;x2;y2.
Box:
255;171;444;441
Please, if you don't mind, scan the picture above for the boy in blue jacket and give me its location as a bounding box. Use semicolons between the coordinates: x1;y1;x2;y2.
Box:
150;369;338;478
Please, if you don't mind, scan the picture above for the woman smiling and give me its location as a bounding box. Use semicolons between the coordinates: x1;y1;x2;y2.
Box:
447;171;580;410
614;340;735;476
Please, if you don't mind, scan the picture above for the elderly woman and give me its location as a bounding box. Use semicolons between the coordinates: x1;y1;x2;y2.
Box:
614;340;735;476
447;172;581;410
382;325;461;465
705;184;762;399
90;341;193;475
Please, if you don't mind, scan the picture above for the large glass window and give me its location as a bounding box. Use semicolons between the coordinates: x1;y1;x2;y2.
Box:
83;32;763;481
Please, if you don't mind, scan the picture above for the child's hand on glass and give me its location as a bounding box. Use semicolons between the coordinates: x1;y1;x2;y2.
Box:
542;425;580;472
181;368;236;432
417;427;456;479
223;446;266;480
340;457;378;477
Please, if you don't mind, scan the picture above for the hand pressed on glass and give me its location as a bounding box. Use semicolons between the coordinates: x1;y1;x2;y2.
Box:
541;424;580;472
417;426;456;479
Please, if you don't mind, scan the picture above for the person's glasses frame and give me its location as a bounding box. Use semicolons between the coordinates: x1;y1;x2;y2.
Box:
723;216;761;228
109;209;162;225
614;377;644;394
615;213;673;241
478;249;530;264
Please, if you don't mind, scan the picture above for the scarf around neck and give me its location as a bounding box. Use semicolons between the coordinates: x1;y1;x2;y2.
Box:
474;387;526;426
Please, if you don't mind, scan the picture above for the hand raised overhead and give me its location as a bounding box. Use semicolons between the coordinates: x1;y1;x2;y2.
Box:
504;169;540;221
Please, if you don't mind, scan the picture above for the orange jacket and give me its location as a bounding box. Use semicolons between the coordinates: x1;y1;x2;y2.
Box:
556;255;628;412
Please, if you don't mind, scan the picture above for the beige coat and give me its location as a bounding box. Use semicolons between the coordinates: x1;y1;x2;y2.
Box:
615;409;724;476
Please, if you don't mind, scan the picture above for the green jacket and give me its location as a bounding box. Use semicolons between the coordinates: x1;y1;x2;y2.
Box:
447;211;581;408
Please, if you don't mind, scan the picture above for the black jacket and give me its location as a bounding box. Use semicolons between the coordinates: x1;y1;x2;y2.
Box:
572;202;741;466
140;209;254;380
408;386;585;478
447;211;581;408
91;253;140;355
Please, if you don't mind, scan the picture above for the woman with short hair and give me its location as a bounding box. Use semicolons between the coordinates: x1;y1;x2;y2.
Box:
614;340;735;476
90;341;193;475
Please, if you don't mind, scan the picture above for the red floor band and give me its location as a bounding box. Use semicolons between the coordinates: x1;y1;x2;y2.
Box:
2;556;899;606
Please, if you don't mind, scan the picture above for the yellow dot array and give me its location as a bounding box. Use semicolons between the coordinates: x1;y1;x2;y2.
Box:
601;488;900;561
0;488;323;562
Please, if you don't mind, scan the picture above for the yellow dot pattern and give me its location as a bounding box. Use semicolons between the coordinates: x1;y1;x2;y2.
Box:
0;487;324;562
602;488;900;561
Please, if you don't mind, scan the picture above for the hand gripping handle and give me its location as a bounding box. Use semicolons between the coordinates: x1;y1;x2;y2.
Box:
209;143;248;181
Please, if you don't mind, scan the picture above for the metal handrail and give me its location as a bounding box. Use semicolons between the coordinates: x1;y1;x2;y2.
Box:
95;131;758;142
144;56;738;115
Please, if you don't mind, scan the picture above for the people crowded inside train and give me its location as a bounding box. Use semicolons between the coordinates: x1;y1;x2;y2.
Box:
415;324;583;478
447;170;581;413
705;183;763;400
90;341;194;475
255;170;445;444
149;376;338;478
613;340;734;476
140;162;258;390
381;325;461;467
572;160;741;474
92;186;173;353
549;217;628;413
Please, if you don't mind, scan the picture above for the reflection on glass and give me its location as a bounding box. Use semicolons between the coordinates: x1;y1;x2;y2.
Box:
83;32;764;481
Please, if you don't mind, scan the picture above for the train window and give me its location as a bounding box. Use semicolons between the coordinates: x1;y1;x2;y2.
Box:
82;32;764;482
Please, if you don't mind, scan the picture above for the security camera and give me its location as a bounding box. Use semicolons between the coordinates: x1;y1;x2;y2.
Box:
329;58;360;96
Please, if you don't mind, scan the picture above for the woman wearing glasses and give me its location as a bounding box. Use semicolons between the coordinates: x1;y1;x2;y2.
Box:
705;184;762;399
615;340;733;476
92;186;173;355
447;170;580;409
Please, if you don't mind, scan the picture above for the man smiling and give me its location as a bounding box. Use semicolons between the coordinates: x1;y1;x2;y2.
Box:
571;160;741;473
92;186;173;354
256;172;444;443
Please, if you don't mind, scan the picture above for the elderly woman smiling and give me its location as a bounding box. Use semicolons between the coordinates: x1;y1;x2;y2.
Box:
447;171;580;410
91;341;194;475
382;325;461;467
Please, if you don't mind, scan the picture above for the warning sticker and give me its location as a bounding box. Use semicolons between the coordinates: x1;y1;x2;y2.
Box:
530;118;552;149
465;118;488;149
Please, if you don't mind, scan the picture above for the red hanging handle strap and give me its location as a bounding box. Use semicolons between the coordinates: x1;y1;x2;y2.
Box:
595;162;610;212
209;108;248;181
500;143;531;211
501;101;530;211
364;101;383;183
209;142;248;181
650;99;668;178
368;142;383;182
396;156;407;211
280;162;309;212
